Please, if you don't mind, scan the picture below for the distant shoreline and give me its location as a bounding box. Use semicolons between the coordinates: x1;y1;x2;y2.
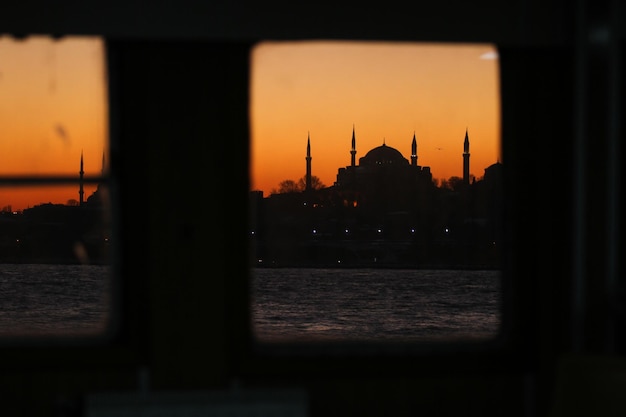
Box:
251;263;501;271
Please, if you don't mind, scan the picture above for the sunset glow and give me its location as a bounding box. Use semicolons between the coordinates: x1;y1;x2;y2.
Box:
250;41;501;195
0;35;107;211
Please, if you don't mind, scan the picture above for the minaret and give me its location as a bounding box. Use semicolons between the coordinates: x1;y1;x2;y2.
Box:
463;128;470;185
305;132;312;191
411;132;418;166
350;125;357;167
79;150;85;205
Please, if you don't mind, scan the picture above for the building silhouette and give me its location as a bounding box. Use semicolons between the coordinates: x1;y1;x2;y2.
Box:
305;132;312;192
0;153;109;264
251;127;502;268
79;150;85;205
463;127;471;185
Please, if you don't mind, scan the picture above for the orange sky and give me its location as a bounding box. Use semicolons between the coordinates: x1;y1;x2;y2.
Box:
0;35;107;211
0;39;498;208
250;41;501;195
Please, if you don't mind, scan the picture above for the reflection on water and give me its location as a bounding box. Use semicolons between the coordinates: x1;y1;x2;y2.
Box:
0;263;110;336
252;268;501;343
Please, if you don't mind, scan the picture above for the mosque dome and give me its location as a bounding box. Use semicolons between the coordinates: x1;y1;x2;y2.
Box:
359;143;409;166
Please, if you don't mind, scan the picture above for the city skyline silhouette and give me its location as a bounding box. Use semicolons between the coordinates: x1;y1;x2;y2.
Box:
0;151;107;213
257;125;492;196
0;152;110;264
250;126;502;269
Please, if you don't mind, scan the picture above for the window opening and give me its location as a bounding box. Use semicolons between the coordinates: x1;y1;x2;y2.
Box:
0;35;112;339
249;41;503;344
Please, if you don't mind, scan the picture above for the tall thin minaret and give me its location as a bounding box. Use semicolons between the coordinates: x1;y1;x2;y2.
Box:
305;132;312;191
350;125;357;167
79;150;85;205
411;132;418;166
463;128;470;185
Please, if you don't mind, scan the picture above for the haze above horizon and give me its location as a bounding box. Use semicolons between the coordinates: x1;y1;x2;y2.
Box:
0;35;107;211
250;41;501;195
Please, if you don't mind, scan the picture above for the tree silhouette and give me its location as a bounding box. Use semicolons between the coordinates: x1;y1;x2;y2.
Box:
272;175;326;194
297;175;325;191
273;179;300;194
441;176;465;192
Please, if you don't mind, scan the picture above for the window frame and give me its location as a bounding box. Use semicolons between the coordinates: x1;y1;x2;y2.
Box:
229;42;577;377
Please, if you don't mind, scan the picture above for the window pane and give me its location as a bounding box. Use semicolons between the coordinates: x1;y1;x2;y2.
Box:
0;36;112;339
249;41;502;344
0;35;107;176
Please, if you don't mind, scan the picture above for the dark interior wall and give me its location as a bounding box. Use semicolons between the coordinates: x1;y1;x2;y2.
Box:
1;0;569;45
110;40;251;389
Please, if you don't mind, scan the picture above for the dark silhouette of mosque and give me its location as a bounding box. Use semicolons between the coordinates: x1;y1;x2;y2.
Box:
0;153;109;264
250;126;503;268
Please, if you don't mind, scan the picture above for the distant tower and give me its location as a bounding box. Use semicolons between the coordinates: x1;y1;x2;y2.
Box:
350;125;357;167
305;132;312;191
463;128;470;185
411;132;418;166
79;150;85;205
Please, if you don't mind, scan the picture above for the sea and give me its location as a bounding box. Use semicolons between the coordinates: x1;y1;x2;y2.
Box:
0;263;111;337
252;267;502;343
0;264;502;343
